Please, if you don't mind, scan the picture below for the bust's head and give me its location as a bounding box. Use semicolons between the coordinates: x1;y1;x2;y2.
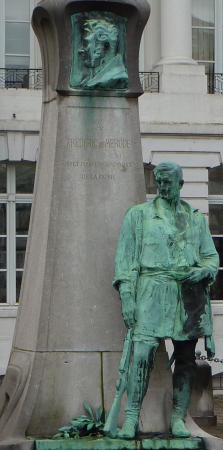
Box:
153;161;184;202
84;19;119;68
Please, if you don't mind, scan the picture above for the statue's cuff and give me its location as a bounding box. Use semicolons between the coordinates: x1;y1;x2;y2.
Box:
119;282;132;296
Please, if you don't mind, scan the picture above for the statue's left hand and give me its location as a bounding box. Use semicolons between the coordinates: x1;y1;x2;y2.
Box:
185;267;210;285
120;293;135;329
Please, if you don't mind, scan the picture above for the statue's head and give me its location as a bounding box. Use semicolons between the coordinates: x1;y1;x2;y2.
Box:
83;19;119;68
153;161;184;201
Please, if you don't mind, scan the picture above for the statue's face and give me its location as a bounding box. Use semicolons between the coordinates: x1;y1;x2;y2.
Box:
84;21;117;69
155;171;183;201
85;31;107;68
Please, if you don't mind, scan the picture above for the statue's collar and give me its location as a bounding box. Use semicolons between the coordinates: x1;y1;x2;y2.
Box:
150;196;189;220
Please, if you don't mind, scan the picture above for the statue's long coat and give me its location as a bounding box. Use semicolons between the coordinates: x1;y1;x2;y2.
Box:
113;197;219;341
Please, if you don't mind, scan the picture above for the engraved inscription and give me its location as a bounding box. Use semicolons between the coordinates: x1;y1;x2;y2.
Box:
66;137;133;150
81;173;115;180
64;160;141;169
56;159;142;182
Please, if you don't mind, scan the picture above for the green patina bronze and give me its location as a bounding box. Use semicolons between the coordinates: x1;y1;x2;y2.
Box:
70;12;128;90
36;436;205;450
104;161;219;440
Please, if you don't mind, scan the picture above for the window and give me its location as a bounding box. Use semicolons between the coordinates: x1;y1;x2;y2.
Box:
192;0;215;79
0;163;35;304
5;0;30;70
192;0;223;92
0;0;35;88
209;165;223;300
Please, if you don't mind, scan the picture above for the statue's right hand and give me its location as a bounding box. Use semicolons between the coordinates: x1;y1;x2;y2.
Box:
120;293;135;329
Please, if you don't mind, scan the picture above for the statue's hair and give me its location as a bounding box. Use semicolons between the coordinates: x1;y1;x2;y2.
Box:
153;161;183;182
84;19;118;43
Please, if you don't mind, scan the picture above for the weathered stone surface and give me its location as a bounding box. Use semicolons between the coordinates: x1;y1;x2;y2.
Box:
15;96;144;354
27;352;102;437
0;71;146;444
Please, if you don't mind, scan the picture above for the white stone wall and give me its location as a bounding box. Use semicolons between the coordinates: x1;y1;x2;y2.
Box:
0;89;42;127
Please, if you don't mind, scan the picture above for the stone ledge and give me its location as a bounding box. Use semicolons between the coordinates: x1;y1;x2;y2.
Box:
0;439;34;450
35;437;205;450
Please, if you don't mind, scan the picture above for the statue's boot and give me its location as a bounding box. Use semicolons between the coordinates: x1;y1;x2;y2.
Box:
170;341;197;438
117;408;139;439
170;375;192;437
171;416;190;438
118;340;159;439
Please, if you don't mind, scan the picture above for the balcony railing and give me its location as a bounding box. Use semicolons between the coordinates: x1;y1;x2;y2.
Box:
2;69;222;95
139;71;159;93
207;73;223;94
0;68;43;89
0;68;160;93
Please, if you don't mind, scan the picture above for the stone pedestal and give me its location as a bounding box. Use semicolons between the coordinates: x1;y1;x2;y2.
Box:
0;0;173;446
0;89;149;441
190;361;217;427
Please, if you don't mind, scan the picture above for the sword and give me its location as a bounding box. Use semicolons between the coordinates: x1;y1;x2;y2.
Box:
103;328;133;437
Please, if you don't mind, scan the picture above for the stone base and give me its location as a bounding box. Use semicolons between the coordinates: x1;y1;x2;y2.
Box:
35;437;205;450
0;439;34;450
154;64;207;94
193;415;217;427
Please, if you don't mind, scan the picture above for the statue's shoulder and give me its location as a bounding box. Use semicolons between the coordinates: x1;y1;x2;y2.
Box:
125;201;151;218
180;199;204;220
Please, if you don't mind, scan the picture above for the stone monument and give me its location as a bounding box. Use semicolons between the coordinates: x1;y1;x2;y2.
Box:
0;1;221;450
0;0;153;448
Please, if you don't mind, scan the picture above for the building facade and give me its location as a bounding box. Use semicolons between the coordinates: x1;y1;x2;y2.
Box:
0;0;223;385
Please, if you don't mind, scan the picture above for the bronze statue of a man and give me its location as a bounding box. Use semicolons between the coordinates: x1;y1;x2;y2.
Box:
104;161;219;439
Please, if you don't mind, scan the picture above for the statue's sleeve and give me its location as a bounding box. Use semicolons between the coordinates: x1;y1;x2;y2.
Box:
112;208;136;294
198;213;219;284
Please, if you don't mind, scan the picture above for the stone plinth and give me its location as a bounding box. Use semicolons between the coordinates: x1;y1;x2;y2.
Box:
35;437;205;450
155;65;207;94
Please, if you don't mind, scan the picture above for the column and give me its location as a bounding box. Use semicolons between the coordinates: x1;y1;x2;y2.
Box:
0;0;5;67
155;0;207;94
160;0;195;65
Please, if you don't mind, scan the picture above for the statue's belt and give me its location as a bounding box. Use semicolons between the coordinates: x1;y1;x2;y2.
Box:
139;268;192;283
